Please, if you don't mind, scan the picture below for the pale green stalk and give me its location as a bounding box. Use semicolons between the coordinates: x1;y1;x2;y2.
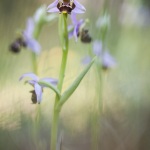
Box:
32;22;42;74
32;21;42;150
50;13;68;150
91;21;107;150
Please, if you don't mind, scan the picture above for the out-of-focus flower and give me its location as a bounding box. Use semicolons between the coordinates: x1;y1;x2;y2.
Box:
9;19;41;55
34;5;47;24
80;29;92;43
96;13;110;29
101;51;116;70
82;40;116;70
93;40;102;56
19;73;58;104
68;13;84;41
23;18;41;54
47;0;86;14
34;5;58;25
10;5;58;55
34;5;48;24
9;37;26;53
68;14;92;43
93;40;116;69
96;13;110;40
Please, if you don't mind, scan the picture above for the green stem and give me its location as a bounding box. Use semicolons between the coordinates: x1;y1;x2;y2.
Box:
50;109;60;150
57;50;68;92
96;64;103;114
31;53;38;74
57;14;68;92
31;22;42;149
32;22;42;74
50;13;68;150
90;63;102;150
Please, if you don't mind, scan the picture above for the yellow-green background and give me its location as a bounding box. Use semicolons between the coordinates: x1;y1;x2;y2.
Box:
0;0;150;150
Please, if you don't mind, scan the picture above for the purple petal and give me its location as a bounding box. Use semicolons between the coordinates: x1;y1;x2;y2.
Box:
82;56;92;65
72;19;84;41
34;83;43;103
93;40;103;56
73;0;86;13
68;25;74;38
24;18;34;37
40;78;58;86
73;25;78;42
77;19;84;29
68;30;74;39
28;80;37;86
47;0;59;13
47;7;59;13
23;18;41;54
71;13;77;25
72;8;85;14
19;73;39;81
47;0;58;9
26;38;41;55
102;51;116;69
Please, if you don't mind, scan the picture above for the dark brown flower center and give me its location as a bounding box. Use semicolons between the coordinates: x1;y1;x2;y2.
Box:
57;1;75;14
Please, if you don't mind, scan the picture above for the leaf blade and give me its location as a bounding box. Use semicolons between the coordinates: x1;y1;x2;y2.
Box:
57;57;96;109
38;81;61;97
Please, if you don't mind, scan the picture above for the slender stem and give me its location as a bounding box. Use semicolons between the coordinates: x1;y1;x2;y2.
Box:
50;109;60;150
57;13;68;92
31;22;42;149
32;23;42;124
31;53;38;74
32;22;42;74
96;65;103;114
90;63;102;150
50;13;68;150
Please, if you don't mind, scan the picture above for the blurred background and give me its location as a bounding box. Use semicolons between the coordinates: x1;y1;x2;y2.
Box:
0;0;150;150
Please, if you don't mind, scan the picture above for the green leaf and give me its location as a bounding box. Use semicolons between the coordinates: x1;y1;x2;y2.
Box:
38;81;61;97
57;57;96;109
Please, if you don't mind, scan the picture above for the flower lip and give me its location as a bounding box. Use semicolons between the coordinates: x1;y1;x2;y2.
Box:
57;2;75;14
30;90;38;104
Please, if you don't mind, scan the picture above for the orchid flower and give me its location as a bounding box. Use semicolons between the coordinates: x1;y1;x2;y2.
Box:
19;73;58;104
68;13;85;41
101;51;116;70
47;0;86;14
23;18;41;54
93;40;103;56
82;40;116;70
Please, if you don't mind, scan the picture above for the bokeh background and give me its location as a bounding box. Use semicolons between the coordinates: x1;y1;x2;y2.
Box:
0;0;150;150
